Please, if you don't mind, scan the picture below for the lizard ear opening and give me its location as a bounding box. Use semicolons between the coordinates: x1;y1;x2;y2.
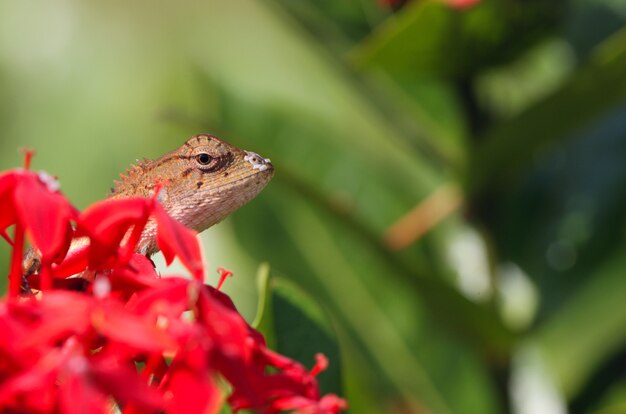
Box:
196;153;213;165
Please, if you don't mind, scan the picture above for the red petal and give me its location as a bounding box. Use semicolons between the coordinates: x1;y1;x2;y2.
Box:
22;292;94;347
90;357;164;411
154;204;204;281
85;254;160;299
197;288;249;358
52;240;90;278
78;198;151;267
125;277;191;316
0;348;62;411
0;171;18;233
59;371;110;414
271;396;314;412
164;369;221;414
195;288;260;403
0;307;32;369
128;253;158;278
14;174;75;263
319;394;349;413
93;304;177;352
271;394;347;414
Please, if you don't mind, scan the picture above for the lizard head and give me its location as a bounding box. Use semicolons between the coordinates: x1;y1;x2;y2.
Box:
111;134;274;248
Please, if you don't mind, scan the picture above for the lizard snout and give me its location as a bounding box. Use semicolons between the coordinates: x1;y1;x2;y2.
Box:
244;151;273;173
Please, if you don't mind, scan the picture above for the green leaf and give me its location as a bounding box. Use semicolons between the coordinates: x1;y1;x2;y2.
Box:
535;250;626;398
590;377;626;414
467;27;626;195
350;1;457;76
350;0;561;78
252;262;275;348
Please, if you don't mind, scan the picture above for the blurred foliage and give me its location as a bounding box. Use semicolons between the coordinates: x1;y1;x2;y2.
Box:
1;0;626;413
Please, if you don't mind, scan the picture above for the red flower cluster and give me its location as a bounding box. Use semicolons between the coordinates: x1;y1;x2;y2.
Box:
0;151;346;414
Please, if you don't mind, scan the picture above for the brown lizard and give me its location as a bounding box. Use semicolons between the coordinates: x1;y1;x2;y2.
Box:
23;133;274;277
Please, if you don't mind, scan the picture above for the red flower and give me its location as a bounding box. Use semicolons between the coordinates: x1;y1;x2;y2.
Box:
0;155;347;414
15;173;76;264
0;152;77;294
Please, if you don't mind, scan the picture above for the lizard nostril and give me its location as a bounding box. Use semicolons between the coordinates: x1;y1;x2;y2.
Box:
244;151;273;172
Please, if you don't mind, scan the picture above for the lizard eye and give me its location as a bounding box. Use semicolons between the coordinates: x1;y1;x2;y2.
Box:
196;153;213;165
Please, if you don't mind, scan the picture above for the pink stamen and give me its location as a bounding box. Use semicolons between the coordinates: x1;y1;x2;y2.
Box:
309;353;328;377
216;267;233;290
20;148;35;171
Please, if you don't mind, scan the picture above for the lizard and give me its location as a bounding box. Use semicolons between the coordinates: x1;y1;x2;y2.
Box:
22;133;274;278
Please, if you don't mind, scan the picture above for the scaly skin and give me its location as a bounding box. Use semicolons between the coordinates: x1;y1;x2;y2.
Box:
111;134;274;254
23;134;273;276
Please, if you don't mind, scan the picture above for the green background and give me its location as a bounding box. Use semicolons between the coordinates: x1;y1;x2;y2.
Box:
1;0;625;413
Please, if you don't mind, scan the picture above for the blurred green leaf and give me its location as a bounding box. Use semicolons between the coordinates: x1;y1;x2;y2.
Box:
190;68;515;361
351;0;562;78
233;184;451;412
252;262;274;345
536;250;626;398
351;1;457;75
468;27;626;195
475;38;576;119
267;0;388;53
211;91;517;354
187;1;461;182
590;377;626;414
230;177;505;413
484;104;626;322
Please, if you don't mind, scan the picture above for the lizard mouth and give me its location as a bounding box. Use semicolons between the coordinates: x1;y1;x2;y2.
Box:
212;169;274;194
